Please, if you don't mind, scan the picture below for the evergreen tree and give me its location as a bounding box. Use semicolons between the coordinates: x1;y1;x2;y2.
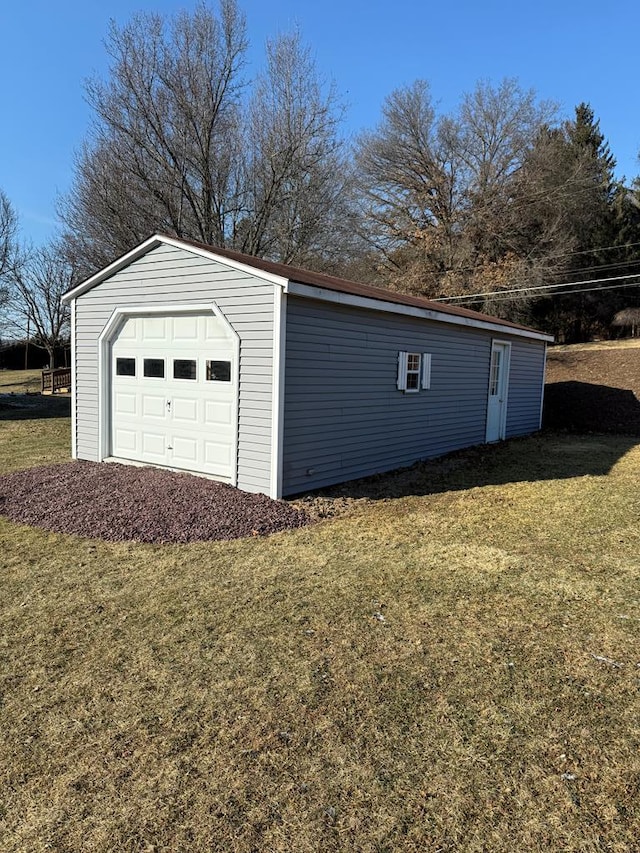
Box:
524;104;640;341
569;103;615;179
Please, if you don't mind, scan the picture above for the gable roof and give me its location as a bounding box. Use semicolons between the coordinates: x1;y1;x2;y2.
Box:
63;234;553;342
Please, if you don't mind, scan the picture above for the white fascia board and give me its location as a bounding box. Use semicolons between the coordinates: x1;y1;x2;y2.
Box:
157;235;289;287
70;299;77;459
287;281;554;343
62;234;288;303
539;342;548;430
62;236;165;303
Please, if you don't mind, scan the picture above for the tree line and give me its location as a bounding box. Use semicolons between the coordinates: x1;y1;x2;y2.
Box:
3;0;640;352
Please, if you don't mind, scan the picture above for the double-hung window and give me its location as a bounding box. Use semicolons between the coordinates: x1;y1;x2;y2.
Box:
397;352;432;393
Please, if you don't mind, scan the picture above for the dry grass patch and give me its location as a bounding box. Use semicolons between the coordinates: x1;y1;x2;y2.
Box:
1;424;640;851
0;369;42;394
0;413;70;473
552;338;640;353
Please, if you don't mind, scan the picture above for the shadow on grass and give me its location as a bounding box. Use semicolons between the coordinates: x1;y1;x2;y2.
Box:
0;395;71;422
543;381;640;436
0;380;41;392
294;383;640;502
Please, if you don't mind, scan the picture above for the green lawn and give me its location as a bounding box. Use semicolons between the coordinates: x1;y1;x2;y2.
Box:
1;411;639;851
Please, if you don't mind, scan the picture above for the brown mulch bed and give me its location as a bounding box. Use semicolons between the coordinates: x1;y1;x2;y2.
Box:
0;462;310;543
544;345;640;434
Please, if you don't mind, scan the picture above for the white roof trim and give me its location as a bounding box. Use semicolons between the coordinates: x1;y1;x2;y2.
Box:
287;282;554;342
61;234;289;303
62;233;552;342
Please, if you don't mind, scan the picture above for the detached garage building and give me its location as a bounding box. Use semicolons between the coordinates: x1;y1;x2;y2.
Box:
62;234;552;498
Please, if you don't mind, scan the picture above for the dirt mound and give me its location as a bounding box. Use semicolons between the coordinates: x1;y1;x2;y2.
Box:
544;343;640;434
0;461;310;543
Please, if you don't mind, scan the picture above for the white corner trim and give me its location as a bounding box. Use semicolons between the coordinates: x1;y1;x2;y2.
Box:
287;281;554;343
70;299;77;459
62;234;288;303
97;303;240;488
539;342;548;430
270;289;287;499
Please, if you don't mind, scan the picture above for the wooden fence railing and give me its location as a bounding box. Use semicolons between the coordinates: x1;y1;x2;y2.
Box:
41;368;72;395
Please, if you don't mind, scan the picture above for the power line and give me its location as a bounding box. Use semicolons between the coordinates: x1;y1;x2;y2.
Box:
549;257;640;279
371;172;640;275
440;255;640;290
533;238;640;264
556;252;632;280
432;271;640;302
461;279;640;304
381;239;640;282
438;244;640;282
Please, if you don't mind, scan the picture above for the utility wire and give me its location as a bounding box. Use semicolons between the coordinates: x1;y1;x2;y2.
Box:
456;279;640;304
432;245;640;281
380;239;640;281
529;237;640;263
432;271;640;302
548;257;640;278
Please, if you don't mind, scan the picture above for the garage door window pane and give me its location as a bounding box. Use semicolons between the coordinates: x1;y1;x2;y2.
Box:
144;358;165;378
173;359;197;380
116;358;136;377
206;360;231;382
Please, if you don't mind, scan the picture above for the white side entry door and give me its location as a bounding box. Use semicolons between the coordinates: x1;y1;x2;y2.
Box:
485;340;510;443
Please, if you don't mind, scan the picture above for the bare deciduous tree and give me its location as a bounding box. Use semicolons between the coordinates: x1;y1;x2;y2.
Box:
61;0;247;275
355;79;558;298
60;2;358;277
0;190;19;283
356;81;463;291
240;30;356;269
4;243;73;368
458;79;556;261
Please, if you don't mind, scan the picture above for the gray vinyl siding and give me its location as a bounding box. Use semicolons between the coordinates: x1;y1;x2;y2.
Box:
282;297;545;495
505;339;546;438
74;242;274;494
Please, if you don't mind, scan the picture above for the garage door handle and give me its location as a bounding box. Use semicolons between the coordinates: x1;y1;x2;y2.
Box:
166;400;171;409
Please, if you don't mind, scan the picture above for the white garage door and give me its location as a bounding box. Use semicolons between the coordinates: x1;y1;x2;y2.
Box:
110;312;237;481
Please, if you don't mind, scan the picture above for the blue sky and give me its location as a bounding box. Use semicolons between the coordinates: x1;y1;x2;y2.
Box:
2;0;639;247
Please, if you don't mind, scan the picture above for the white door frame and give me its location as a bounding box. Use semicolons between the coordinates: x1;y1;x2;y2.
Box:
98;303;240;486
485;339;511;443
